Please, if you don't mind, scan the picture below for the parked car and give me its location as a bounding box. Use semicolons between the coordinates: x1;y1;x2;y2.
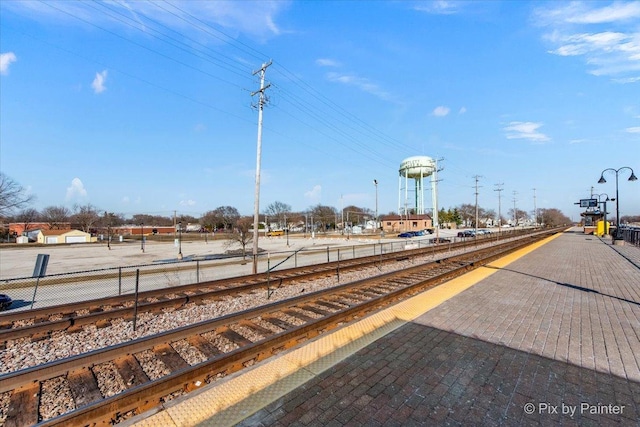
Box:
457;230;475;237
398;232;415;238
0;294;12;311
430;238;451;244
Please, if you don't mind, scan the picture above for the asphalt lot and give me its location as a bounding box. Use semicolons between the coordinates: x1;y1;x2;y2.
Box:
0;234;390;280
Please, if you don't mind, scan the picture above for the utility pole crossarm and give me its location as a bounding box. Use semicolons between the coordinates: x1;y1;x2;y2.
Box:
250;82;271;97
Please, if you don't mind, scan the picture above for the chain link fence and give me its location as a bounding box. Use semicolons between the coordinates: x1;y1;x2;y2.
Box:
0;229;529;312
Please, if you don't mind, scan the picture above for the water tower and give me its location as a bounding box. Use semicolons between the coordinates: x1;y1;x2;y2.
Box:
398;156;439;227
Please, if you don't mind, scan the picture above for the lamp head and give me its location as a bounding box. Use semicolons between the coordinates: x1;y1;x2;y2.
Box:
629;172;638;182
598;175;606;184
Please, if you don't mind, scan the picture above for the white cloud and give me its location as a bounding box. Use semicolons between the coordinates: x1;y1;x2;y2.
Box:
326;72;392;101
92;70;108;94
66;178;88;201
2;1;289;41
0;52;17;75
503;121;550;143
625;126;640;133
180;199;197;206
535;3;640;82
316;58;340;67
459;107;467;114
304;185;322;203
433;106;450;117
414;1;463;15
122;196;130;204
567;2;640;24
614;76;640;83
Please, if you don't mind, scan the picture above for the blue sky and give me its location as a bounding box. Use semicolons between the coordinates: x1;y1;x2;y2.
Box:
1;0;639;222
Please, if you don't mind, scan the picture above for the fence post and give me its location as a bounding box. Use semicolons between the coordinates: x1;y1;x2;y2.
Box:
327;247;330;263
30;277;40;310
118;267;122;295
133;269;140;332
337;249;340;282
267;253;273;299
197;260;200;283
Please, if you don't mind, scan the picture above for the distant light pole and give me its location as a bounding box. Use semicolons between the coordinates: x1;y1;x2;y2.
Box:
177;221;183;260
598;167;637;239
106;211;111;250
596;193;613;237
284;214;289;247
373;179;378;232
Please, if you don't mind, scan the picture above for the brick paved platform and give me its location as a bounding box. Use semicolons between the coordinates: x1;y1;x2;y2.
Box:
236;229;640;426
131;229;640;426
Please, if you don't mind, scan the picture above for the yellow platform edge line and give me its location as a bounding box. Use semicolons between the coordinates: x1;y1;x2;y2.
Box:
131;232;563;427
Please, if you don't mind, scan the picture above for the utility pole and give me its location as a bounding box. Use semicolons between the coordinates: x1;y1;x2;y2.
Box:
341;195;344;236
251;60;272;274
512;191;518;226
473;175;483;237
373;180;378;233
533;188;537;227
494;183;504;238
433;158;444;241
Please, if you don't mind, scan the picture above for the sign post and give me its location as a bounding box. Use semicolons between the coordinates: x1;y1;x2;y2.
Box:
30;254;50;309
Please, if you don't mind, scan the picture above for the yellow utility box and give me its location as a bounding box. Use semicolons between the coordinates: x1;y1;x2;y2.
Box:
596;220;610;237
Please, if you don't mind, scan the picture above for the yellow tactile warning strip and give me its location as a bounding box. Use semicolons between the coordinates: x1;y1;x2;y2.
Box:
129;232;563;427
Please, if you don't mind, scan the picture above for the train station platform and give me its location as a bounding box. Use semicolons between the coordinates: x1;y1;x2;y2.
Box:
130;228;640;426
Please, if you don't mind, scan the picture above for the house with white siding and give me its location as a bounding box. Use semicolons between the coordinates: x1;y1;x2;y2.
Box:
36;229;93;244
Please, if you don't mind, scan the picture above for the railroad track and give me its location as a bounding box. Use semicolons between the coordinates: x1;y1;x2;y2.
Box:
0;230;538;346
0;228;561;426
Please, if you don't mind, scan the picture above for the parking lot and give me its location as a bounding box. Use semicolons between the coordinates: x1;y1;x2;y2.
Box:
0;233;396;280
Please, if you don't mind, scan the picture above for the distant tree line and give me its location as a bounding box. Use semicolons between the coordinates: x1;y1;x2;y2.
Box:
0;172;585;242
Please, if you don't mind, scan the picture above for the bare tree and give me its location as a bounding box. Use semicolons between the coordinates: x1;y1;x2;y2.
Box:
223;216;254;259
309;204;338;233
456;203;475;227
41;205;71;229
508;208;529;225
264;201;292;229
202;206;240;231
71;204;101;233
342;205;372;227
130;214;173;226
15;208;40;236
0;173;35;216
539;208;571;227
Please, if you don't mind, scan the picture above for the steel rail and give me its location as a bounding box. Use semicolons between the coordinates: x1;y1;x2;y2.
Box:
0;229;561;426
0;229;548;344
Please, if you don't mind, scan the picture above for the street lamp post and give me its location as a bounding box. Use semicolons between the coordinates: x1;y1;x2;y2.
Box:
106;212;111;250
596;193;613;237
373;179;378;232
140;223;144;252
598;167;637;240
284;214;289;247
177;221;183;260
